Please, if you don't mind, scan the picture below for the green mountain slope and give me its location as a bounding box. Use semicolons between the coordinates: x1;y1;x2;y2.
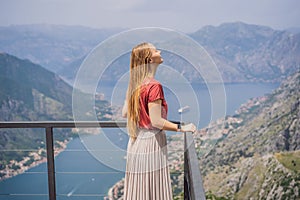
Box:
0;52;73;120
0;53;112;180
195;71;300;199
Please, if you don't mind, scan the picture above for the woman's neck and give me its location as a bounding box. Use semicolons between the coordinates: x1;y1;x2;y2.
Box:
148;64;158;77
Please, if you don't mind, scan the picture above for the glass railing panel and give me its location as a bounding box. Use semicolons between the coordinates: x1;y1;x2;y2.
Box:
0;128;48;199
0;124;188;199
167;133;185;198
0;194;48;200
54;127;127;199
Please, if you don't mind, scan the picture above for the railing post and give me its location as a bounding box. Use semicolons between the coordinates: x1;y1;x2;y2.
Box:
46;127;57;200
184;132;190;200
184;132;206;200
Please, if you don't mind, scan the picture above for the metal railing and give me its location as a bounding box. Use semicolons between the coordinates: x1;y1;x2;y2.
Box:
184;130;206;200
0;121;205;200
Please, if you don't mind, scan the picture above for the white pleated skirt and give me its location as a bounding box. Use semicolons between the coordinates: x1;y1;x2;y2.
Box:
123;129;173;200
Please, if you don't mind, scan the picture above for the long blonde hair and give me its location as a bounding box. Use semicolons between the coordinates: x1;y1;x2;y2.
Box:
127;42;154;140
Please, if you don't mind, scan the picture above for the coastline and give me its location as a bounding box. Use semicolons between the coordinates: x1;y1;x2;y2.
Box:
0;139;69;181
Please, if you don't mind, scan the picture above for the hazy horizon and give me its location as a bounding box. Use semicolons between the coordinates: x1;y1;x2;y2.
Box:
0;0;299;33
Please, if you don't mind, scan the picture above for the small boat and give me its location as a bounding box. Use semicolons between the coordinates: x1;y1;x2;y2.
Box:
178;106;190;114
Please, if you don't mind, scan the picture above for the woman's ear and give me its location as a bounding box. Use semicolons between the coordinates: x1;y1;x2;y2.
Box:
149;58;153;63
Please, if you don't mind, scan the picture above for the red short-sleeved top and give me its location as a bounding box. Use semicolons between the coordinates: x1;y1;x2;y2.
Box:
138;78;168;129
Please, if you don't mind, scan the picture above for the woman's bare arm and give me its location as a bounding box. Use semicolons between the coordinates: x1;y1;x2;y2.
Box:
149;99;197;132
148;100;179;131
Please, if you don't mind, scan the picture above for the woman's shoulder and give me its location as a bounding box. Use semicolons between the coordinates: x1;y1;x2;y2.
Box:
141;78;162;94
144;77;161;86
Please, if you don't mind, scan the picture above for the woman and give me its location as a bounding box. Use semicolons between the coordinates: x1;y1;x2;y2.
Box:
122;42;196;200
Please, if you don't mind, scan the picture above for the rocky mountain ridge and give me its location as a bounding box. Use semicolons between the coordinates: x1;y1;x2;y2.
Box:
191;22;300;83
193;71;300;199
0;22;299;84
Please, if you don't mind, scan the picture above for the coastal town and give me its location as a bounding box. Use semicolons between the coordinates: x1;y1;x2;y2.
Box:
0;140;68;181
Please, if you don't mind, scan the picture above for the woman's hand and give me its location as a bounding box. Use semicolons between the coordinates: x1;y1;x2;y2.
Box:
180;123;197;133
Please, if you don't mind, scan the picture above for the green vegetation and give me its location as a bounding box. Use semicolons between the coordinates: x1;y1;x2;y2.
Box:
173;191;184;200
206;191;229;200
23;157;35;167
170;168;184;197
275;151;300;172
235;157;265;199
0;128;45;164
0;76;34;109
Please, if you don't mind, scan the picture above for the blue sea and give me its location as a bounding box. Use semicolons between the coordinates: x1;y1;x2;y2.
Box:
0;83;279;200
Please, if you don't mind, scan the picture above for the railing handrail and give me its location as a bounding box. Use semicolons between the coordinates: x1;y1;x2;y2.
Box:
0;120;127;128
0;121;205;200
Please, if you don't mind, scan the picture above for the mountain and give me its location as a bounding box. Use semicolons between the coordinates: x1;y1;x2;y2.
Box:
0;24;122;72
57;22;300;84
286;27;300;34
0;52;74;120
190;22;300;83
0;23;299;84
193;71;300;199
0;53;113;180
0;52;71;179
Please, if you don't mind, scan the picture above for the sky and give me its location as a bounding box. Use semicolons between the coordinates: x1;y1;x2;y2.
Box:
0;0;299;33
